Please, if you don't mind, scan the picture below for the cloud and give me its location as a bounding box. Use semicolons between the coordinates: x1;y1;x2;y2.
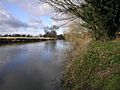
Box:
0;0;65;35
7;0;53;16
28;17;43;29
0;6;29;29
0;1;43;34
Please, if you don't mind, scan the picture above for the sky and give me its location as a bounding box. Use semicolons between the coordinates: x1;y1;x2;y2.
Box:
0;0;65;35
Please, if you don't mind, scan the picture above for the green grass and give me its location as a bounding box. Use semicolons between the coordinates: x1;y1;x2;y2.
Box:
62;41;120;90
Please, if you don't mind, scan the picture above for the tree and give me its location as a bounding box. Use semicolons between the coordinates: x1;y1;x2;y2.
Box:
40;0;120;41
43;25;58;38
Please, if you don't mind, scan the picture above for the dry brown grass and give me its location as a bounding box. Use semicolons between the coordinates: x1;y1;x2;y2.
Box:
114;38;120;42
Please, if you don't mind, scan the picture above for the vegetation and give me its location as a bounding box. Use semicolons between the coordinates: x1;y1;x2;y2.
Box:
43;25;65;39
39;0;120;90
63;20;120;90
62;41;120;90
40;0;120;41
0;37;55;44
62;20;120;90
43;25;59;38
0;32;64;44
0;34;34;37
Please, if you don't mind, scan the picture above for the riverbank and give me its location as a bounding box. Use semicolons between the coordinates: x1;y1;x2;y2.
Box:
0;37;55;44
62;40;120;90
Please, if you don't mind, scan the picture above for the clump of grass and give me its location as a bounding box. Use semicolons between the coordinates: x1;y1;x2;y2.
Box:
62;41;120;90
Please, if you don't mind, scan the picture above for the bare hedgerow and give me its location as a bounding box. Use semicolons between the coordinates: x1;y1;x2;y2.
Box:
64;20;92;61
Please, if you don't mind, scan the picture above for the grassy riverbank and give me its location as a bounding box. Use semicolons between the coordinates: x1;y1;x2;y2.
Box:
62;40;120;90
0;37;55;44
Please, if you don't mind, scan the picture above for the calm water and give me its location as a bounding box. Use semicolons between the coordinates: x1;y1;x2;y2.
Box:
0;40;70;90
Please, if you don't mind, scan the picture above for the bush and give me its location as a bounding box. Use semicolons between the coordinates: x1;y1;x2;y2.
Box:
62;41;120;90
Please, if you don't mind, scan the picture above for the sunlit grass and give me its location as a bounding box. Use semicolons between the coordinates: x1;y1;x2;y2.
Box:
62;41;120;90
0;37;54;39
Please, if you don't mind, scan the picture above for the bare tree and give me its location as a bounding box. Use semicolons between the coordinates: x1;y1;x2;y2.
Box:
43;25;59;38
40;0;120;41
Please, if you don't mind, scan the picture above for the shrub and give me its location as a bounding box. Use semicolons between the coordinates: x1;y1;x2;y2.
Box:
62;41;120;90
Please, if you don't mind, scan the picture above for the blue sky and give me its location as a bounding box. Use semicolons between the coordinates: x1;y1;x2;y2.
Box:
0;0;64;35
4;2;28;22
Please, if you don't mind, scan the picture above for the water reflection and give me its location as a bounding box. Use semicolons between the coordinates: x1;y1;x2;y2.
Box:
0;40;70;90
44;41;57;51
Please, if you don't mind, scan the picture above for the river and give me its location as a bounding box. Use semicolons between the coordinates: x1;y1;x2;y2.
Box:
0;40;70;90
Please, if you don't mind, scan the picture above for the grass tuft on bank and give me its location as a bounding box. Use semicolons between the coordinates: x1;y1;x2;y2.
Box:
62;41;120;90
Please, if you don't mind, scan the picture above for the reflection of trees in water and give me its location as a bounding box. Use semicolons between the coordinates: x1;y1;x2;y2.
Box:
44;41;57;52
0;41;69;90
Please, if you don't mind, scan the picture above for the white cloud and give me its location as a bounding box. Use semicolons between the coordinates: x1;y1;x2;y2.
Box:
0;3;29;32
0;0;66;35
28;17;43;29
7;0;53;16
0;1;44;34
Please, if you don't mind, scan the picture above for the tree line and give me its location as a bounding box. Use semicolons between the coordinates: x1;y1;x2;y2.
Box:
0;34;34;37
40;0;120;41
42;25;64;39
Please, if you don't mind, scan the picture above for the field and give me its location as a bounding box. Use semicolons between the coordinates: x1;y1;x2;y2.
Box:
0;37;55;44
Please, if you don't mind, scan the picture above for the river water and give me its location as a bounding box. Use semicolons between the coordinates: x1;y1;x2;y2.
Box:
0;40;70;90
